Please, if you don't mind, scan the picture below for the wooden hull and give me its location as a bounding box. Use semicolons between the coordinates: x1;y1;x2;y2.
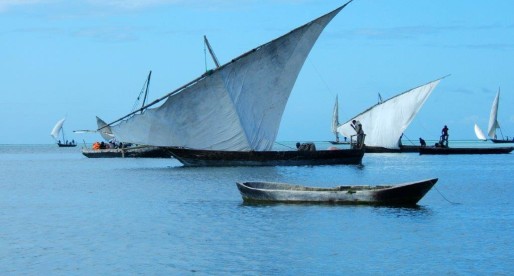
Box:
365;145;420;153
236;178;438;206
82;146;171;158
165;147;364;167
58;143;77;148
419;146;514;155
490;139;514;144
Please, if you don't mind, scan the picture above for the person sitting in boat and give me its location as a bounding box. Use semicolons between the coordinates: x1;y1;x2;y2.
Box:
419;137;426;147
351;120;365;148
71;139;75;145
92;141;101;150
440;125;449;147
296;142;316;151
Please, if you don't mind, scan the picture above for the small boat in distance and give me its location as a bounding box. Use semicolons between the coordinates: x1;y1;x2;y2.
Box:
329;95;348;144
236;178;438;206
488;88;514;143
419;146;514;155
50;118;77;147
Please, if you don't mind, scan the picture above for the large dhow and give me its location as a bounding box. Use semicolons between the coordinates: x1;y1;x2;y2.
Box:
337;77;446;153
103;1;363;166
236;178;438;206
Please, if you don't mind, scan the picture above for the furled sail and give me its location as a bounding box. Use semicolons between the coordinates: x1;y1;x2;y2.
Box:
108;2;351;151
51;118;66;141
474;123;487;141
487;89;500;138
331;95;340;142
337;77;444;149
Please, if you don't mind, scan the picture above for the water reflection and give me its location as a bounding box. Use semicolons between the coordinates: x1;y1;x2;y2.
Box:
372;205;433;217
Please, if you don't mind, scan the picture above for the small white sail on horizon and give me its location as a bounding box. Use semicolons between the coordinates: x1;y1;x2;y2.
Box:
50;118;66;141
474;123;487;141
337;77;446;149
331;95;340;143
106;3;352;151
487;88;501;139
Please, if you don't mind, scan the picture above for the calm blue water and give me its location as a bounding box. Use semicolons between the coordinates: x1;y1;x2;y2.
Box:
1;143;513;275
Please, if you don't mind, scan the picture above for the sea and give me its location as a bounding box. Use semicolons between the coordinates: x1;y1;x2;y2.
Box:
1;142;513;275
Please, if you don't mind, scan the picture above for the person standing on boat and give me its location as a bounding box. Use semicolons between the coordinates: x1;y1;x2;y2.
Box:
351;120;365;149
419;137;426;147
440;125;449;147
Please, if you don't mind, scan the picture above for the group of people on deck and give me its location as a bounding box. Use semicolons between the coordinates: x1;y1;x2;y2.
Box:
294;120;452;150
418;125;449;148
92;139;130;150
58;140;75;145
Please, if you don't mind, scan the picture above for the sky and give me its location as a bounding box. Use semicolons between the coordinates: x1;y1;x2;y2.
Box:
2;0;514;145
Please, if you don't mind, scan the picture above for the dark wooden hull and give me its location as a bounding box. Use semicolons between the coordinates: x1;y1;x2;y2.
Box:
82;146;171;158
165;147;364;167
58;143;77;147
236;178;438;206
365;145;420;153
419;146;514;155
490;139;514;144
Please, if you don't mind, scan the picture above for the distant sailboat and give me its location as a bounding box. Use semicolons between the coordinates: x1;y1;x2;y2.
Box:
51;118;76;147
474;123;487;141
329;95;347;144
487;88;514;143
337;77;446;149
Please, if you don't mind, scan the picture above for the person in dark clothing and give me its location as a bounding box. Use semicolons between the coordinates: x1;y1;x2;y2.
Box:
351;120;365;148
440;125;449;147
419;137;426;147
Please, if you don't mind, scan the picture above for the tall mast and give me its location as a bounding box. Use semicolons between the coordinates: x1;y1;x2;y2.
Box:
141;71;152;109
204;35;220;69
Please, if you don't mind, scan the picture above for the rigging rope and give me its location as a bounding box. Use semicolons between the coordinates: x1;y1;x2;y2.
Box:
433;186;460;205
131;77;150;113
274;141;295;150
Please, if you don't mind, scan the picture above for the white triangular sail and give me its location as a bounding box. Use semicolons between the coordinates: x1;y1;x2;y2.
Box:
474;123;487;141
50;118;66;141
337;77;444;149
108;3;351;151
331;95;340;141
487;89;500;138
96;116;114;141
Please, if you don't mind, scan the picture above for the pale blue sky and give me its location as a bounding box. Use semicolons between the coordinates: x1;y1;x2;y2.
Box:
2;0;514;144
